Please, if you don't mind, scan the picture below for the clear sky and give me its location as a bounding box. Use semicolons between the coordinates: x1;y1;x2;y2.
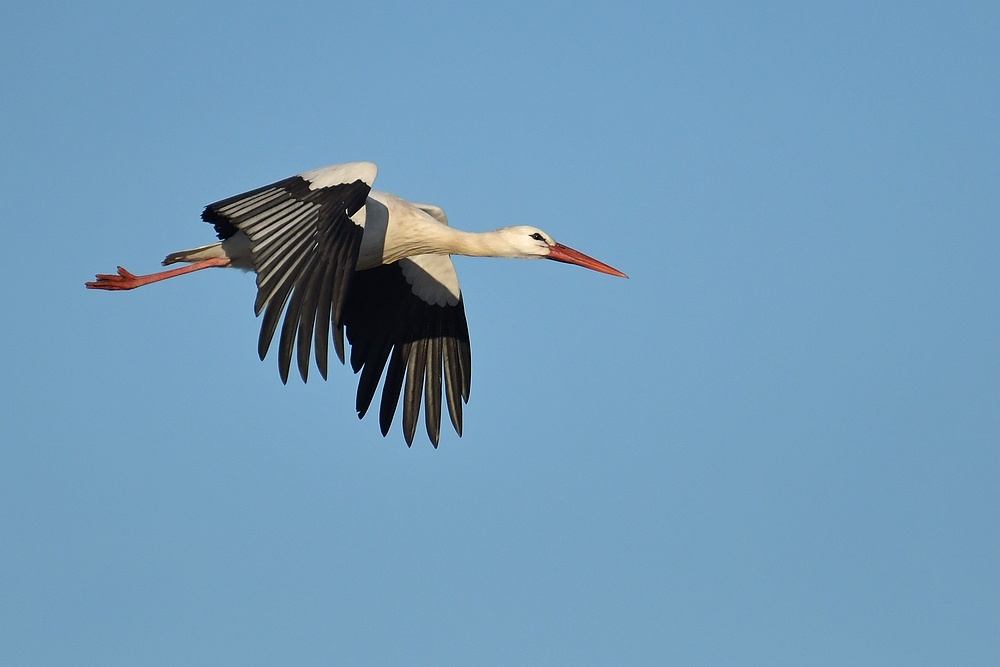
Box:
1;1;997;665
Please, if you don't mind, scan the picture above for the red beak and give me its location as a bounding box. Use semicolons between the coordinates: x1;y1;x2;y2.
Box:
546;243;628;278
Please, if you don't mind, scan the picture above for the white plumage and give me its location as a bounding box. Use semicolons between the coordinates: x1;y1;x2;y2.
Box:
88;162;626;446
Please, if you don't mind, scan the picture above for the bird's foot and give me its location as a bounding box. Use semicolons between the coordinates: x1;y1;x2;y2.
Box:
86;266;146;290
85;257;231;291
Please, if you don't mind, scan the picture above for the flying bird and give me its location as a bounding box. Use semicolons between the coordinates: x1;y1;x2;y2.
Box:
87;162;626;446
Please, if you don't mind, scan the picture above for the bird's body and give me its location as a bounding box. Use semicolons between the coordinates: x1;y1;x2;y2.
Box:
88;162;625;446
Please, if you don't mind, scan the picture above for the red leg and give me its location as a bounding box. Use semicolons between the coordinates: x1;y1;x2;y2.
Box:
86;257;232;290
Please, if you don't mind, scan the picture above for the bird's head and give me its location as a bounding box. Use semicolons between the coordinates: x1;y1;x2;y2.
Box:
495;226;628;278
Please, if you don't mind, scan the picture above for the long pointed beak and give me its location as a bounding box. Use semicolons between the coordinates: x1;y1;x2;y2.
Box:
546;243;628;278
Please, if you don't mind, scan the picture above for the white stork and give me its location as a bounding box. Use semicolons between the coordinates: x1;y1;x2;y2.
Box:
87;162;626;446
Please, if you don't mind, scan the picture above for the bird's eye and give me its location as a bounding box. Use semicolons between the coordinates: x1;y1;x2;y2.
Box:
530;233;545;241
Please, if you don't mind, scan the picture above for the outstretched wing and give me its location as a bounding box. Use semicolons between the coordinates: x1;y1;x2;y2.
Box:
344;255;472;448
202;162;377;384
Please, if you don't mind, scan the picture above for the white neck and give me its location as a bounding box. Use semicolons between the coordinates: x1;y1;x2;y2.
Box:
379;223;520;265
437;228;520;258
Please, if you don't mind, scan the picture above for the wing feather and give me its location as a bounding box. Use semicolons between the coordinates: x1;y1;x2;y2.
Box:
312;261;338;380
344;260;472;446
424;336;443;446
380;343;409;437
202;164;473;446
442;337;464;436
202;164;373;380
403;338;427;446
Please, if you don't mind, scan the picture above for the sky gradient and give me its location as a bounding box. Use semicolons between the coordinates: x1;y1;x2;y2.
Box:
1;2;998;665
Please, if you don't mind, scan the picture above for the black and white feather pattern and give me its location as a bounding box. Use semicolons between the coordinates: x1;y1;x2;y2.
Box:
344;262;471;447
201;164;472;446
202;170;371;384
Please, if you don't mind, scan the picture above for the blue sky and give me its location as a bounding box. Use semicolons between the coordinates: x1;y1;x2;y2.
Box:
1;1;997;665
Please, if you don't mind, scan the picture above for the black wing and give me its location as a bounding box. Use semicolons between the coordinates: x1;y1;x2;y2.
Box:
343;261;472;448
202;164;374;384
